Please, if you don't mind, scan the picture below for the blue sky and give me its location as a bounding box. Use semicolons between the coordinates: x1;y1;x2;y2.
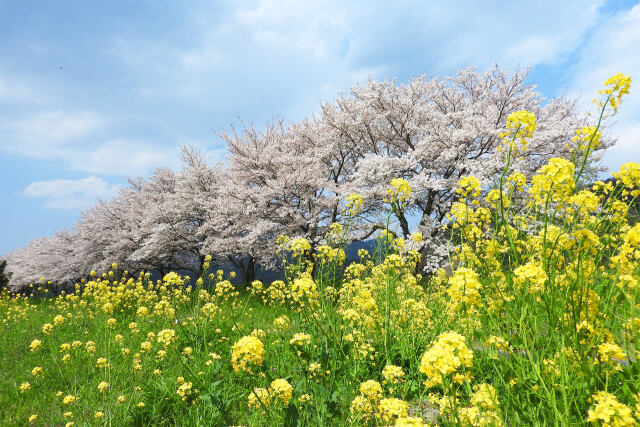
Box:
1;0;639;255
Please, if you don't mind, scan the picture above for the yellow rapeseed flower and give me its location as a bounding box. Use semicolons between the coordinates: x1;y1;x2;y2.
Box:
587;391;634;426
377;398;409;424
513;262;547;294
613;162;640;197
419;331;473;388
500;110;536;151
395;416;427;426
290;332;312;346
598;73;631;114
346;193;364;215
382;365;405;384
457;176;481;200
29;339;42;352
289;238;311;255
231;335;265;373
386;178;411;206
248;387;270;410
530;158;575;205
157;329;177;347
572;126;602;152
270;379;293;405
176;382;193;401
359;380;383;401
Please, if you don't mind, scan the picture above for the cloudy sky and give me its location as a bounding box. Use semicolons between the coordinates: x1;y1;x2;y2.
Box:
1;0;639;255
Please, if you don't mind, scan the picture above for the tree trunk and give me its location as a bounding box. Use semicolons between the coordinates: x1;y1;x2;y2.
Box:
245;256;256;283
229;255;256;285
397;210;411;238
198;254;206;275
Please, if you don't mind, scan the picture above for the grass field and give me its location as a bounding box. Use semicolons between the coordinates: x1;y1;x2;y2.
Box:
2;83;640;425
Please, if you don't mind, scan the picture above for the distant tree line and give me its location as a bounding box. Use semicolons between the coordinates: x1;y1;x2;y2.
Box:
2;65;612;291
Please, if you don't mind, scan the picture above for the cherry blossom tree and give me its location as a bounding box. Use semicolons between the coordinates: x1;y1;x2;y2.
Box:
128;166;203;275
217;121;330;280
75;184;157;274
319;65;611;271
4;65;612;288
4;230;85;291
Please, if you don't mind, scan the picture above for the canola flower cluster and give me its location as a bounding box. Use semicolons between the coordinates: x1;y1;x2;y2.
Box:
597;73;632;114
346;192;364;216
499;109;537;152
419;331;474;388
231;335;265;373
385;177;412;207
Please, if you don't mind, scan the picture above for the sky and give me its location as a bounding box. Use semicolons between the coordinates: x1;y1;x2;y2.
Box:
1;0;639;256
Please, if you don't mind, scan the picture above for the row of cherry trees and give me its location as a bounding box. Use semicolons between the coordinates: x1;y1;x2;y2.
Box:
4;66;611;290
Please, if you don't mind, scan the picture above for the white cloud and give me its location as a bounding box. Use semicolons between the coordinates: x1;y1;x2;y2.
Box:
567;3;640;173
70;139;181;176
23;175;121;210
0;68;56;108
106;0;607;123
0;109;105;163
0;110;180;176
0;72;35;103
1;110;104;147
339;0;605;73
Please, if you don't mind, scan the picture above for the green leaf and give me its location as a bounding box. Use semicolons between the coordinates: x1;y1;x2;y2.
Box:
199;393;213;408
284;402;299;427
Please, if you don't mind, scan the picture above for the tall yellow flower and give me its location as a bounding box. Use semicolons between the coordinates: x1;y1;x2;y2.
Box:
530;158;575;205
377;398;409;424
270;379;293;405
514;262;547;294
29;339;42;352
500;110;536;151
231;335;265;373
573;126;602;152
587;391;635;426
419;331;473;388
157;329;177;347
456;176;481;200
597;73;631;114
346;193;363;215
289;238;311;255
62;395;77;405
613;162;640;197
248;388;270;410
385;178;411;207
